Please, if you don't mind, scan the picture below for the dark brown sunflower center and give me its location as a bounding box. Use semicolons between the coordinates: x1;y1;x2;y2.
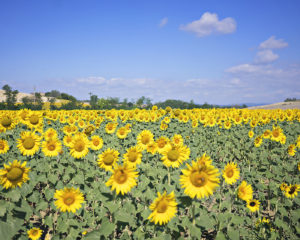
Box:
48;144;56;151
190;171;207;187
64;196;75;206
141;135;150;145
93;139;100;146
103;154;115;165
114;169;127;184
7;167;23;181
250;201;256;207
272;130;279;138
156;199;168;213
128;152;138;162
30;115;39;125
1;117;12;127
23;137;35;149
74;141;85;152
85;126;94;134
289;186;296;195
119;129;125;135
226;169;234;178
0;142;4;150
158;141;166;148
32;229;39;236
167;149;179;162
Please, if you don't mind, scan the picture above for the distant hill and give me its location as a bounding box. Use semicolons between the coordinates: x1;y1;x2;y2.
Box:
247;101;300;110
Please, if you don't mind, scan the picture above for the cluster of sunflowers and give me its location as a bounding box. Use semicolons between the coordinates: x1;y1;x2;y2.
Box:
0;107;300;239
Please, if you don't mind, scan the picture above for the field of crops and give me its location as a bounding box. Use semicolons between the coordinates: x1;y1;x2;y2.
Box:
0;108;299;240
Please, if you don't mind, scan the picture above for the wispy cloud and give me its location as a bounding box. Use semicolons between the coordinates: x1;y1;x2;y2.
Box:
254;49;279;63
259;36;288;49
179;12;236;37
159;17;168;28
77;76;106;84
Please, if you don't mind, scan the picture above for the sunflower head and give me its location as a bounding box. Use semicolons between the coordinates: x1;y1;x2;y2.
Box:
123;146;143;167
180;161;220;199
27;227;43;240
246;199;260;212
98;148;120;171
17;131;41;156
0;160;30;189
148;191;178;225
54;187;85;213
105;164;138;195
238;181;253;201
222;162;240;185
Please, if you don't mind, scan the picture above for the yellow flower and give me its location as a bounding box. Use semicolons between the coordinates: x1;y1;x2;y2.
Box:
17;131;41;156
116;127;129;139
123;146;143;168
196;153;212;167
238;181;253;201
161;144;190;168
44;128;58;140
0;160;30;189
148;191;177;225
146;141;158;154
54;187;84;213
42;138;62;157
222;162;240;185
69;133;90;159
156;136;170;154
180;161;220;199
171;134;184;146
63;134;73;147
0;139;9;154
284;184;299;198
248;130;254;138
27;227;42;240
105;164;138;195
288;144;296;156
254;135;263;147
246;199;260;212
270;125;283;142
137;130;154;150
105;122;118;134
98;148;120;171
0;114;16;132
90;135;103;151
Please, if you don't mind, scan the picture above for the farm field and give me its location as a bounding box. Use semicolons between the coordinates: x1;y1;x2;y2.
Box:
0;108;299;240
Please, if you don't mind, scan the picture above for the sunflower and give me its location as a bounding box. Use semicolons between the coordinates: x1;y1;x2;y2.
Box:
288;144;296;156
26;111;43;129
171;134;183;146
238;181;253;201
105;122;118;134
270;125;283;142
137;130;154;150
222;162;240;185
156;136;170;154
284;184;299;198
63;134;73;147
161;144;190;168
262;129;271;139
123;146;143;167
246;199;260;212
160;122;168;131
0;160;30;189
105;164;138;195
27;227;43;240
17;131;41;156
0;139;9;154
44;128;58;140
148;191;178;225
280;182;288;191
54;187;84;213
84;124;95;136
69;134;90;159
248;130;254;138
180;161;220;199
42;138;62;157
146;141;158;154
116;127;129;139
254;136;263;147
223;120;231;129
90;135;103;151
0;114;16;132
98;148;120;171
196;152;212;167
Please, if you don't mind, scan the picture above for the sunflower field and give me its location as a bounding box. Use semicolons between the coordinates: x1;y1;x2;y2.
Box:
0;108;299;240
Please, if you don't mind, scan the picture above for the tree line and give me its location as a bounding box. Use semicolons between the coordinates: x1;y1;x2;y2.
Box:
0;84;247;110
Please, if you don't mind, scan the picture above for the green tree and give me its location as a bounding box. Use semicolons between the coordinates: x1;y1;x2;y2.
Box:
2;84;19;109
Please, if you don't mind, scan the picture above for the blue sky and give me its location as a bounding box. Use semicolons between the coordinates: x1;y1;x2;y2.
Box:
1;0;300;104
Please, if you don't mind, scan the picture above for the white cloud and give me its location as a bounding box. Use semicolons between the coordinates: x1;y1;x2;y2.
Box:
259;36;288;49
159;17;168;28
230;78;240;84
77;76;106;84
179;12;236;37
254;49;279;63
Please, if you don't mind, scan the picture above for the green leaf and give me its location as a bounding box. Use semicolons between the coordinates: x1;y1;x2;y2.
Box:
227;228;239;240
0;200;7;217
84;230;101;240
45;188;55;201
0;221;15;240
105;202;119;213
215;231;226;240
98;217;115;237
7;189;21;202
36;201;48;211
190;224;202;238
